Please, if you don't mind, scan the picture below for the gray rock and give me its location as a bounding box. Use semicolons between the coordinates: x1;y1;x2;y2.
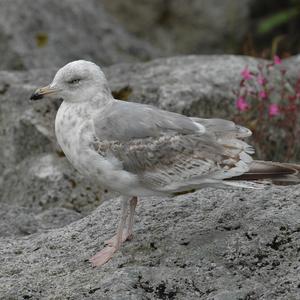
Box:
0;68;59;173
0;0;161;70
0;203;81;237
101;0;254;55
283;54;300;84
105;55;263;117
0;187;299;299
1;55;300;299
0;153;103;214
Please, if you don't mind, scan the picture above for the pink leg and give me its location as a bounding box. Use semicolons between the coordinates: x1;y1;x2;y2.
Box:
127;196;138;238
104;196;138;246
90;196;138;267
104;229;131;247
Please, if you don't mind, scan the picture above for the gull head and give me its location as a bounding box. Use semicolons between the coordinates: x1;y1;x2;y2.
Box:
30;60;110;103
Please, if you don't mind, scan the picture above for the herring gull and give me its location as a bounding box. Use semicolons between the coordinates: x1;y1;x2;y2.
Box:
30;60;300;267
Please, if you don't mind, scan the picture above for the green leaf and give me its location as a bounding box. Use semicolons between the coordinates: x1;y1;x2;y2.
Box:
258;8;299;34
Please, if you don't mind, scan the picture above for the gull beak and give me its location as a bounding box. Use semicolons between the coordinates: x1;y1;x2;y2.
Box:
30;85;58;101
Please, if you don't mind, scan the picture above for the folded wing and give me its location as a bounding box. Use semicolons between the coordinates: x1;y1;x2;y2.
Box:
93;100;254;194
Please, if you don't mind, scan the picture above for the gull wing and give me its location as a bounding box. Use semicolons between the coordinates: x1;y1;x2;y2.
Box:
93;100;204;141
93;100;253;193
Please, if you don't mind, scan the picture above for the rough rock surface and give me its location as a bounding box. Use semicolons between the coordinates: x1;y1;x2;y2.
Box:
101;0;254;55
0;0;160;70
1;55;300;299
283;55;300;84
1;187;300;299
0;153;104;215
105;55;263;117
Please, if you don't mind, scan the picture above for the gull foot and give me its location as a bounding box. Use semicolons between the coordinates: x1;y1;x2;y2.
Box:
90;246;117;267
104;230;133;247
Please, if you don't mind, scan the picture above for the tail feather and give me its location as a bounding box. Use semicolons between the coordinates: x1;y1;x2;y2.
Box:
228;160;300;185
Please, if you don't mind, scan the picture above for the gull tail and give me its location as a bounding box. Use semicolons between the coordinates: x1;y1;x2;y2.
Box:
227;160;300;185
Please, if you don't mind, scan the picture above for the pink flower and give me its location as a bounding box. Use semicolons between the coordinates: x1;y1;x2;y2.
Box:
236;97;250;111
257;74;266;85
274;55;282;65
241;67;252;80
259;90;268;99
269;103;280;117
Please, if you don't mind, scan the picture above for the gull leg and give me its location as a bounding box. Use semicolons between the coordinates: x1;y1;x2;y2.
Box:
105;196;138;246
127;196;138;239
90;196;130;267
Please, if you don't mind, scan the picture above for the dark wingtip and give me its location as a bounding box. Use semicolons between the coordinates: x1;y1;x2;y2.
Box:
30;93;44;101
228;160;300;185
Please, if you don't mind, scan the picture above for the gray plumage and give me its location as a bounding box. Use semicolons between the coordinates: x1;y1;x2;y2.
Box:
91;98;254;194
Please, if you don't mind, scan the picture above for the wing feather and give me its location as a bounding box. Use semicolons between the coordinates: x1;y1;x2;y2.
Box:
92;100;254;193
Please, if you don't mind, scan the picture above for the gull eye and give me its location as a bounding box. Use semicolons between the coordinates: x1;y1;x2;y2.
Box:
68;78;81;84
